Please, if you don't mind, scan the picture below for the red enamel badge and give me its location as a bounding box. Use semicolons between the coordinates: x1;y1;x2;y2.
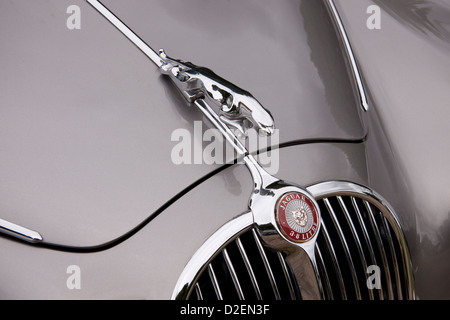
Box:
276;192;319;243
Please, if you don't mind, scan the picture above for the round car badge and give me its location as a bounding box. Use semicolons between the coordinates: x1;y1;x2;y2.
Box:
276;192;320;243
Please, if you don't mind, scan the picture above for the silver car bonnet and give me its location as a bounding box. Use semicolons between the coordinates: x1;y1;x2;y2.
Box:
0;0;364;246
334;0;450;299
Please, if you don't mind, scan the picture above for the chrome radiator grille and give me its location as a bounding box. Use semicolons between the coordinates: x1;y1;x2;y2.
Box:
188;228;301;300
315;195;413;300
179;183;415;300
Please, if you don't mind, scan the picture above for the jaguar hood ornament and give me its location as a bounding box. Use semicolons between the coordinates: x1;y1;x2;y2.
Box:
159;49;275;137
88;0;322;299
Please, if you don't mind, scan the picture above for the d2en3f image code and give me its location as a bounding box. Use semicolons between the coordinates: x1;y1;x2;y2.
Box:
180;304;270;317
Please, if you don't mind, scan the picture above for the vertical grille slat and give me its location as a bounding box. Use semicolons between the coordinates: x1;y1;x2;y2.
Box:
363;200;394;299
317;221;348;299
313;195;414;301
183;186;414;301
337;196;374;300
194;283;203;300
235;237;263;300
208;264;223;300
323;198;362;299
380;215;403;300
315;244;334;300
222;248;245;300
277;252;297;300
187;228;302;300
351;196;384;299
252;229;281;300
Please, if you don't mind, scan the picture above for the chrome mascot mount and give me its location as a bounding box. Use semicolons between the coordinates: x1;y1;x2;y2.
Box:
87;0;323;299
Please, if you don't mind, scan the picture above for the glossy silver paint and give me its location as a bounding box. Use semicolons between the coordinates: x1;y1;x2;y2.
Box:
325;0;370;112
0;0;364;247
89;1;325;299
0;0;448;299
0;143;366;299
333;0;450;299
84;2;325;298
86;0;164;67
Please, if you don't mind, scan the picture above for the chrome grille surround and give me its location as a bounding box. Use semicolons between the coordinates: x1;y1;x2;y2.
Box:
172;181;415;300
309;181;415;300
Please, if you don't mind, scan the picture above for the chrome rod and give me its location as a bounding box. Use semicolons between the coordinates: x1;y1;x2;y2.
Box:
195;98;276;191
86;0;163;67
325;0;369;111
194;99;247;157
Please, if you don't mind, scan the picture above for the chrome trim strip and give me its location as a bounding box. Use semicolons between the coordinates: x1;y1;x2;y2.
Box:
0;218;43;243
325;0;369;112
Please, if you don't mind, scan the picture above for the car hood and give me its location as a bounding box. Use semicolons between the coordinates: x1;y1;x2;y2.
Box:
334;0;450;298
0;0;364;247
